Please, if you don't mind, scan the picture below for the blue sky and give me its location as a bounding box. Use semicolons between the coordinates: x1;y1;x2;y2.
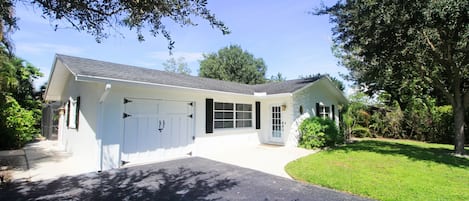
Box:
11;1;349;91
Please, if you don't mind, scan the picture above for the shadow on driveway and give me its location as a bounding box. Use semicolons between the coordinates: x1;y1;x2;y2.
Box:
0;157;372;201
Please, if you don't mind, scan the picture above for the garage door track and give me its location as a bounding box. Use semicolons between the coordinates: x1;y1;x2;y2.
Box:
0;157;372;201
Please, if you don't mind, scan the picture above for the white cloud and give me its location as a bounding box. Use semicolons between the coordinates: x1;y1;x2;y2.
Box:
148;51;204;63
16;42;84;55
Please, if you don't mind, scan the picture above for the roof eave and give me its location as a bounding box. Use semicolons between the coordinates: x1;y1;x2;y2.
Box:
75;74;256;97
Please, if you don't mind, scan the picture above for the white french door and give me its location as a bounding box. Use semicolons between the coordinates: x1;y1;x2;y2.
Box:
270;105;284;143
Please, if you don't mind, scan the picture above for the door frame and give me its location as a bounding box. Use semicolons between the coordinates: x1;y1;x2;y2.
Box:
269;104;284;144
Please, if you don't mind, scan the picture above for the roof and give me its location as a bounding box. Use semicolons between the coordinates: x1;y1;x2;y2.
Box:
53;54;324;95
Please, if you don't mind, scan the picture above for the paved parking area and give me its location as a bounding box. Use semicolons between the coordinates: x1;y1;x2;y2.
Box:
0;140;93;182
0;157;372;201
196;142;318;178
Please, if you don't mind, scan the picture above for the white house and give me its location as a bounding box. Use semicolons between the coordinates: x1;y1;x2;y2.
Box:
44;54;347;172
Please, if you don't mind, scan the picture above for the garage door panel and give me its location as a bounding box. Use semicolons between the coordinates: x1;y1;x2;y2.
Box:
122;98;194;165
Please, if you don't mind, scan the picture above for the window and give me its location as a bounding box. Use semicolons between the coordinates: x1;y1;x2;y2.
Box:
214;102;252;129
214;102;234;128
320;105;330;119
236;104;252;128
66;96;80;129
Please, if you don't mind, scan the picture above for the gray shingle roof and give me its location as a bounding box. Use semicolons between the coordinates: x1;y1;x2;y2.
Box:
56;54;321;95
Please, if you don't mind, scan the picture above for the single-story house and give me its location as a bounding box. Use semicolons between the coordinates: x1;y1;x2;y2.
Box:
44;54;347;172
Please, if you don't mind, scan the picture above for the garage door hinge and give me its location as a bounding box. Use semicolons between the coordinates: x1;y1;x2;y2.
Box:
124;98;132;104
188;114;193;118
123;113;132;119
188;102;193;106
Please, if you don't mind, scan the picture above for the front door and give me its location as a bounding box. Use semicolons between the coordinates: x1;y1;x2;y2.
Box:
270;105;283;143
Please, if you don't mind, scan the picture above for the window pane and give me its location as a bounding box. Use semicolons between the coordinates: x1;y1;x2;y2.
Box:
236;104;252;111
224;112;233;119
215;112;223;119
236;112;252;119
224;103;234;110
236;120;252;128
215;102;224;110
214;121;224;128
224;121;234;128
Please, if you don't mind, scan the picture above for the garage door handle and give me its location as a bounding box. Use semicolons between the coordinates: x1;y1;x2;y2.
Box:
158;120;165;133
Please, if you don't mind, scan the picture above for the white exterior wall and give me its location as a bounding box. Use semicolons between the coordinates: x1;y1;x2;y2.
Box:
58;77;102;172
289;80;341;147
99;83;262;170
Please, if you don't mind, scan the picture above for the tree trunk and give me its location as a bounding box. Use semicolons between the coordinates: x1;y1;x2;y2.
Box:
453;98;466;155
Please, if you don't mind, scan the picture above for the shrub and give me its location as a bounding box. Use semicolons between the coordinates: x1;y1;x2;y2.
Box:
0;96;39;149
352;126;371;137
299;117;341;149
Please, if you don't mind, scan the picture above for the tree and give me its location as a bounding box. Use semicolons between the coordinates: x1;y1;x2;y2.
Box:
318;0;468;154
162;57;191;75
0;47;42;149
269;72;286;83
199;45;267;84
300;73;345;92
1;0;230;52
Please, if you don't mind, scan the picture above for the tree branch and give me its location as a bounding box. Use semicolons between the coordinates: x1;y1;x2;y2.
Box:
422;31;437;51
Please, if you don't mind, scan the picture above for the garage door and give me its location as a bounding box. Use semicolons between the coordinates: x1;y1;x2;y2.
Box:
121;98;194;165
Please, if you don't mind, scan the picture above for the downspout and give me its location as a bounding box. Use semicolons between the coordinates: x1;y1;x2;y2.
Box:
97;83;111;172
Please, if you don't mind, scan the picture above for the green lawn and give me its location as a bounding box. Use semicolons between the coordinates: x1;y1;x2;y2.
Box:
285;139;469;201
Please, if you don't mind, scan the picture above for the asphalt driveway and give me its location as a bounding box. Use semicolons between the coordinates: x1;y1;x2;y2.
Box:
0;157;372;201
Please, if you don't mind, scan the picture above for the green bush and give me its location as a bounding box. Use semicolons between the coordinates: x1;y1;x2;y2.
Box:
299;117;341;149
0;96;39;149
352;126;371;137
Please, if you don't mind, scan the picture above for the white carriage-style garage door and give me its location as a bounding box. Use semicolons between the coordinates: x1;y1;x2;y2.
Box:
121;98;195;165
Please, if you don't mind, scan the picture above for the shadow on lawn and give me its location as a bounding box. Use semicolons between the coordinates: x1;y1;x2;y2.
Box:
0;166;238;201
342;140;469;168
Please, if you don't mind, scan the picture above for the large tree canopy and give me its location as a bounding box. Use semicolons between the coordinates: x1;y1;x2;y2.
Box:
0;0;229;51
199;45;267;84
318;0;468;154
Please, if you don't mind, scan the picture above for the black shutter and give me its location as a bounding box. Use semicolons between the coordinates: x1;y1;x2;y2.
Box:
316;103;320;117
332;104;335;121
75;96;80;130
206;98;213;134
66;100;70;127
255;101;261;129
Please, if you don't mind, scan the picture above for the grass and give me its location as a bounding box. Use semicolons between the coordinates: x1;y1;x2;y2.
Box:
285;138;469;201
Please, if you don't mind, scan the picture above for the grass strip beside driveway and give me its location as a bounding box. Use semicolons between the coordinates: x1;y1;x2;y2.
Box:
285;139;469;201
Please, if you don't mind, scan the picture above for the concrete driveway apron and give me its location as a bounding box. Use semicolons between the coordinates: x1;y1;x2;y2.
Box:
0;157;373;201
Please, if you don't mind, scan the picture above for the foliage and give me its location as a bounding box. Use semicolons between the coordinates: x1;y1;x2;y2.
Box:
351;126;371;138
298;117;341;149
318;0;468;154
285;139;469;201
428;105;454;144
268;72;286;83
0;47;42;149
162;57;191;75
0;96;38;148
342;90;465;145
341;92;369;140
1;0;230;51
300;73;345;92
199;45;267;84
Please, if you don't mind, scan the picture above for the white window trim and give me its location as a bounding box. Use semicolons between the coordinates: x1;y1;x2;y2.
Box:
214;102;253;129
